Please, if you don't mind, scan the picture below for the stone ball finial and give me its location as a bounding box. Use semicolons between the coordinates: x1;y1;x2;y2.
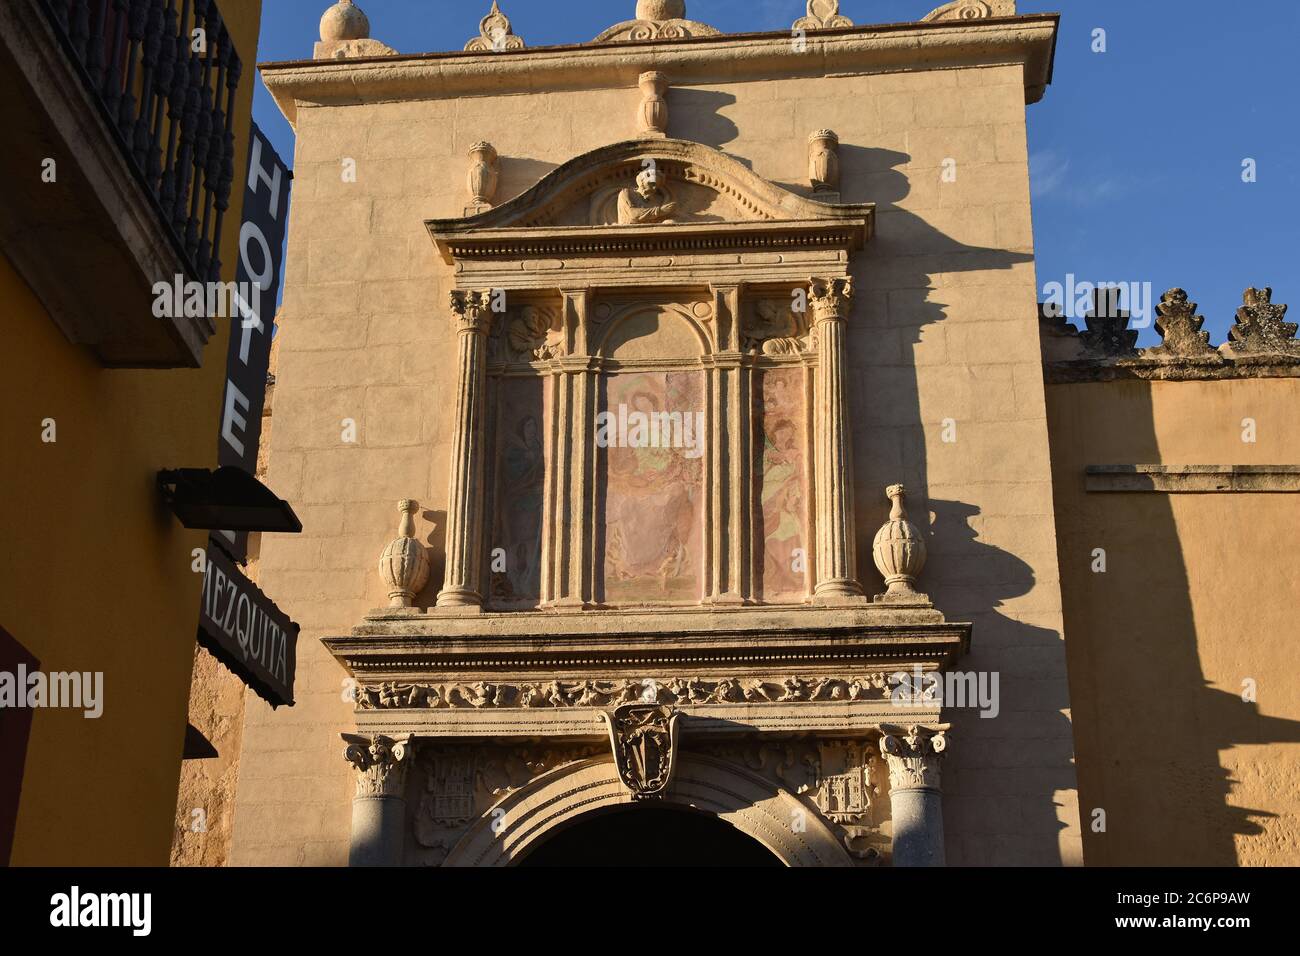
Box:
637;0;686;21
320;0;370;42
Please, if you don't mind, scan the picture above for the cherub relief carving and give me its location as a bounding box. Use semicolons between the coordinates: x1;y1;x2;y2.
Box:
489;305;563;362
617;166;678;225
744;298;815;355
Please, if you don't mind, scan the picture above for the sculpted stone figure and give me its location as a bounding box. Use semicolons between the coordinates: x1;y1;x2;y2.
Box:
617;168;678;225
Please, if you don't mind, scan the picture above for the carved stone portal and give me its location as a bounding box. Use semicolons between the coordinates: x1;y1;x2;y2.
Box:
600;703;681;798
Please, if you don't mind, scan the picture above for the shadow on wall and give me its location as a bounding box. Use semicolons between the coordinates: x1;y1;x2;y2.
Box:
1048;390;1300;865
834;144;1077;864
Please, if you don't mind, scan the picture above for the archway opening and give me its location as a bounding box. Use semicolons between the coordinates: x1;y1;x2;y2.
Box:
515;805;784;867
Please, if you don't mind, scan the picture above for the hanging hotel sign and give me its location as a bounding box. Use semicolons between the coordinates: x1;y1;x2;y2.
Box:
214;123;292;563
198;545;297;708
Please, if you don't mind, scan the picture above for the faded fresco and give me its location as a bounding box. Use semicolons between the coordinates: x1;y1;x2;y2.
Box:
490;376;546;607
753;366;809;602
600;371;705;605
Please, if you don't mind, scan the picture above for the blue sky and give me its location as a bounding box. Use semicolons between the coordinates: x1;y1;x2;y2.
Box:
252;1;1299;344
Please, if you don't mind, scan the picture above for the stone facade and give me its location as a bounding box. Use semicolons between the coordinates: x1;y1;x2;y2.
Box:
209;1;1295;868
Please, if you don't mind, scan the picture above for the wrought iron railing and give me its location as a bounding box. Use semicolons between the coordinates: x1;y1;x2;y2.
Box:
39;0;243;283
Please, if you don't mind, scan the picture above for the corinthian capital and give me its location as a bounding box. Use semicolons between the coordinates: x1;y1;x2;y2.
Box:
342;733;412;799
879;724;949;792
450;289;497;334
808;276;853;325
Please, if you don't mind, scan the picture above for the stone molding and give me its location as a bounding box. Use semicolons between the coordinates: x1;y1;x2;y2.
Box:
260;17;1060;126
1085;465;1300;494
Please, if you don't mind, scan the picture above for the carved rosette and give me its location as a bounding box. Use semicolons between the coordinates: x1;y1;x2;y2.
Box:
1226;287;1298;355
464;1;525;52
342;733;412;799
808;129;841;194
600;703;681;799
1148;288;1214;358
378;500;430;608
637;71;670;137
793;0;854;31
879;725;948;792
466;142;499;210
450;289;495;335
872;484;929;603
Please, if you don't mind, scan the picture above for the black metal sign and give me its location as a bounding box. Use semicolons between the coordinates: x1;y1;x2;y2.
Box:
213;123;292;562
197;546;297;708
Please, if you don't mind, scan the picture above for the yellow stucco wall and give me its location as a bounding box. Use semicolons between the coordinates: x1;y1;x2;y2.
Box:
1048;377;1300;865
0;0;263;866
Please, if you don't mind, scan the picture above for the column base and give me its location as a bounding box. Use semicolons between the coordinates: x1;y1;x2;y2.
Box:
813;579;867;605
434;588;483;614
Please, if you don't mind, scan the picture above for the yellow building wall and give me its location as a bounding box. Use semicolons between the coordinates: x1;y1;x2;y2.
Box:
1048;378;1300;865
0;0;263;866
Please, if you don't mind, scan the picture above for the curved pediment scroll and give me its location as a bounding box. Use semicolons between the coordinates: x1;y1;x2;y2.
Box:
428;139;873;235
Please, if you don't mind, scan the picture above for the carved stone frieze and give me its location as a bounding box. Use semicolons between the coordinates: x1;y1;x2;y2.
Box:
1224;287;1298;356
879;724;949;792
355;673;892;710
794;1;853;32
464;2;525;52
341;733;412;799
601;703;681;798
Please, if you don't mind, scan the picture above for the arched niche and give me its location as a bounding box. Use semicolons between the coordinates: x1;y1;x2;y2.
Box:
595;303;710;361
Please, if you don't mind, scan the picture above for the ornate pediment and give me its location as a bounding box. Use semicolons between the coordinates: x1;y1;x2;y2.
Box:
425;140;873;285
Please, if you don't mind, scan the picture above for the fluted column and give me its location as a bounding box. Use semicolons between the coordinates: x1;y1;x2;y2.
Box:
437;290;495;609
809;276;865;602
342;733;412;867
880;724;949;867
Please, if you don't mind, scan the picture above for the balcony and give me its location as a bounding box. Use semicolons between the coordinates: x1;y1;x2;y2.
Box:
0;0;244;367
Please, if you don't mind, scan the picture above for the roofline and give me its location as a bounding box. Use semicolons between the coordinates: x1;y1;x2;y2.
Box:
259;14;1060;128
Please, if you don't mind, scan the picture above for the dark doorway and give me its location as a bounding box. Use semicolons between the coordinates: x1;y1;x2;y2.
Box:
517;806;784;867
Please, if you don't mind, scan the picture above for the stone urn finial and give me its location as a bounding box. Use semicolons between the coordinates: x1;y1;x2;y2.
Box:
320;0;370;42
378;500;430;609
872;484;929;603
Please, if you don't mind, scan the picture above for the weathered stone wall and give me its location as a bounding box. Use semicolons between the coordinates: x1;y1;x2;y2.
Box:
232;58;1080;865
1048;377;1300;865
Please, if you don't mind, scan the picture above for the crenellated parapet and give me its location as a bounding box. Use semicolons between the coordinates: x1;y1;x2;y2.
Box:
1042;286;1300;383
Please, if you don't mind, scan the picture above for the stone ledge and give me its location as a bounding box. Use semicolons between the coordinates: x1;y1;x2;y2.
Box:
1085;465;1300;494
1045;356;1300;384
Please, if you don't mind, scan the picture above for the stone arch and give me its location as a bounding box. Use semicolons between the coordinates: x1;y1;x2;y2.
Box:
443;753;854;867
594;302;712;360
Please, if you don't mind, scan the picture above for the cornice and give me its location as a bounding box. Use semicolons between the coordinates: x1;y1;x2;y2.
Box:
259;15;1059;127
